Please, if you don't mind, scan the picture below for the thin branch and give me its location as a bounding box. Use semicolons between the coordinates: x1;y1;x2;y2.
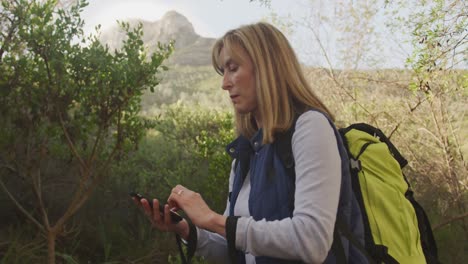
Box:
32;169;50;230
300;20;373;117
39;48;54;91
388;122;401;140
447;102;467;171
433;212;468;230
408;96;428;112
0;178;45;232
436;32;468;61
58;111;87;169
308;27;336;80
0;163;17;174
417;127;444;148
88;125;103;167
57;175;86;230
32;143;51;230
0;17;19;62
349;75;409;89
54;144;120;229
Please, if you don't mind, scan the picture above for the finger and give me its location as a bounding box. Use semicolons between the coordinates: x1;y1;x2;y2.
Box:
132;197;142;208
164;204;172;226
169;185;190;204
153;199;162;223
171;184;188;195
167;193;180;209
141;198;152;216
170;204;181;211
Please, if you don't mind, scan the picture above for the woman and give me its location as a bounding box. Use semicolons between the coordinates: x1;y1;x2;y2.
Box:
136;22;366;263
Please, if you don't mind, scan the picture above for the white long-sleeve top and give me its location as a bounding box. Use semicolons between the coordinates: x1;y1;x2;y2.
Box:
195;111;342;263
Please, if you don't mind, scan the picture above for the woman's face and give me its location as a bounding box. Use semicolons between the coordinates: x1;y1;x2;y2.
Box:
219;46;258;115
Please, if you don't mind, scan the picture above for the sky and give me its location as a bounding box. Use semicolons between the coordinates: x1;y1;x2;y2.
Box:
80;0;412;69
81;0;282;37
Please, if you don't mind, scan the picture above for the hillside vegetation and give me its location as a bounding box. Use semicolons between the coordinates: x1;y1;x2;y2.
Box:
140;65;230;115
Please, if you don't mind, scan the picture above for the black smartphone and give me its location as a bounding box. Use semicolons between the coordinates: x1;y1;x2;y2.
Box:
129;192;183;223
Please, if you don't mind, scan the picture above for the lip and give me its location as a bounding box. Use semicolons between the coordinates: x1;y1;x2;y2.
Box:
230;94;239;99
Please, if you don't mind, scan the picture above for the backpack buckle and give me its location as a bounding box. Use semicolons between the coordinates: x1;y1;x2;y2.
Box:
350;158;362;172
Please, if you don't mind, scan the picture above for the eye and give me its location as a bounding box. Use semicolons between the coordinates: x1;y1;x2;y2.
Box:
227;64;238;72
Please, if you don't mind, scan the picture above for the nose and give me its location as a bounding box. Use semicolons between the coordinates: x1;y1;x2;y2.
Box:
222;74;231;90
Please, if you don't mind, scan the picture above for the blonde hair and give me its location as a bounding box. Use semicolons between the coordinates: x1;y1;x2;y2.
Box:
212;22;334;144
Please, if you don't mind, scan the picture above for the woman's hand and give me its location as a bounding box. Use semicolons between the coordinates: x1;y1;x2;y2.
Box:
132;197;189;240
168;185;227;237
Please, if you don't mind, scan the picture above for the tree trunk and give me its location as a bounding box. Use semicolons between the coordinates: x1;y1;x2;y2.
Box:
47;230;56;264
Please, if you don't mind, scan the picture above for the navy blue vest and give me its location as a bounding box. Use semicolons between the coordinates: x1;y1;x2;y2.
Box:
226;111;367;264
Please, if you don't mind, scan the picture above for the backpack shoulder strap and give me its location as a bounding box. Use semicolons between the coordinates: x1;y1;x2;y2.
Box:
273;115;298;215
274;116;298;176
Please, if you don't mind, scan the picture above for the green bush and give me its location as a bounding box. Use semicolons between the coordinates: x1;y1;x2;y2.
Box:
66;105;235;263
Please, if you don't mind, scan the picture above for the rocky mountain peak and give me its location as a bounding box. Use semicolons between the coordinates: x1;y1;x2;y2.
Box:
100;11;215;66
161;10;193;27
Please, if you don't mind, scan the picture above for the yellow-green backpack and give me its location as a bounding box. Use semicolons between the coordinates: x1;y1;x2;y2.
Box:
339;123;439;264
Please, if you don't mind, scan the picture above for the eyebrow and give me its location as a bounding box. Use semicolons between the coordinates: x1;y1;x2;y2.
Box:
218;58;235;73
223;58;235;68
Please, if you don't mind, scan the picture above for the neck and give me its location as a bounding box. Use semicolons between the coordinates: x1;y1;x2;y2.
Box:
253;111;262;128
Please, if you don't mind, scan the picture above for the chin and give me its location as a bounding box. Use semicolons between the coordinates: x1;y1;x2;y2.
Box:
233;103;256;115
235;108;255;115
235;109;248;114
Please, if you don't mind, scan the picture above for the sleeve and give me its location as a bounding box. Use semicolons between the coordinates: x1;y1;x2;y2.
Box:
193;159;236;262
234;111;341;263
